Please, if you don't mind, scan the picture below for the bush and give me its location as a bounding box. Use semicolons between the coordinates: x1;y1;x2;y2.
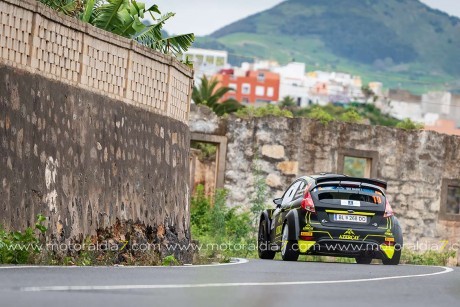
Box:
308;106;334;124
0;215;47;264
396;118;424;130
401;248;456;266
235;104;293;118
191;185;254;260
340;108;362;123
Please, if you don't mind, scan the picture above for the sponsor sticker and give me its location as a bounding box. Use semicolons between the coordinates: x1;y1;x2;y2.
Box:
341;200;361;207
339;229;360;240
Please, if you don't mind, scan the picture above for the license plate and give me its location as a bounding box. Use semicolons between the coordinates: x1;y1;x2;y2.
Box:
334;214;367;223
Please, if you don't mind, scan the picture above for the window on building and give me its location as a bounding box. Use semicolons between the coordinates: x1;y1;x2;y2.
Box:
242;83;251;95
242;97;249;104
440;180;460;221
228;83;237;92
343;156;372;178
216;57;225;67
267;87;274;97
257;73;265;82
206;56;214;65
195;55;204;65
447;186;460;215
255;86;265;96
297;97;302;107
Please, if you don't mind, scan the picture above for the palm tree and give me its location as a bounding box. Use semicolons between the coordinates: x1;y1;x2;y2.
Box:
279;96;296;108
39;0;194;55
192;76;244;116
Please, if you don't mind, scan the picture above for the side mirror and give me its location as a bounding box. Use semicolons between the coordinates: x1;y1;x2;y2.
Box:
273;198;282;207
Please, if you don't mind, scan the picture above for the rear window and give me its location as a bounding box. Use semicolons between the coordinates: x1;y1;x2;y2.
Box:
313;186;384;204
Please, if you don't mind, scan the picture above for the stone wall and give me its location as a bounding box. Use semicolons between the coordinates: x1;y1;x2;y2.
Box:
1;64;191;258
0;0;193;261
190;106;460;257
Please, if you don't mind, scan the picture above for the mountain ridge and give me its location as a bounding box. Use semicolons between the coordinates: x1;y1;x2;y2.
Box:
196;0;460;93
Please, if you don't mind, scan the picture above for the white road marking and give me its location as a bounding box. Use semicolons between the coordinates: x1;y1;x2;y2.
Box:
20;266;454;292
0;258;248;270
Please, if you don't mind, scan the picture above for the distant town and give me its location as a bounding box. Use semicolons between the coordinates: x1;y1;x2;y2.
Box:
184;48;460;136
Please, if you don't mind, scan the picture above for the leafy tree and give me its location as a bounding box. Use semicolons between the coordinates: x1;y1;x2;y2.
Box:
192;76;244;116
38;0;194;55
361;85;378;102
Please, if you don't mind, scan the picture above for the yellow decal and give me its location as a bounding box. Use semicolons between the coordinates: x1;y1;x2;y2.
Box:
300;232;313;237
303;224;314;231
440;240;449;251
275;225;282;236
120;240;128;251
384;229;394;237
298;240;316;253
380;245;395;259
339;229;360;240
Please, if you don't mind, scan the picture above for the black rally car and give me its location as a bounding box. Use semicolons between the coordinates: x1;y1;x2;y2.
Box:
258;174;403;265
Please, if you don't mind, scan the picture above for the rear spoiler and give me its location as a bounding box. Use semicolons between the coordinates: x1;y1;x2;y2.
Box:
314;176;387;190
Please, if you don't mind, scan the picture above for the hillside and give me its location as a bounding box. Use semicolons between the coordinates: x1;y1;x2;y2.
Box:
195;0;460;94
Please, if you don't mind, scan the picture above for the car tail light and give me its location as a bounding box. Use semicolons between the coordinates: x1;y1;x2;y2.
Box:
301;192;316;213
299;232;314;241
384;237;395;246
383;199;394;218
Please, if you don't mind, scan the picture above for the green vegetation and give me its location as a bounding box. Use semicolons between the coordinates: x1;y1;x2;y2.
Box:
191;185;255;261
306;106;334;124
191;141;217;161
294;103;402;127
344;156;368;177
162;255;179;266
401;248;456;266
340;109;362;124
279;96;296;108
395;118;425;130
235;104;293;118
0;215;47;264
192;76;244;116
197;0;460;93
38;0;194;56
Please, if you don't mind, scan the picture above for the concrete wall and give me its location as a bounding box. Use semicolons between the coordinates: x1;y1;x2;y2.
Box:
0;0;193;260
190;106;460;254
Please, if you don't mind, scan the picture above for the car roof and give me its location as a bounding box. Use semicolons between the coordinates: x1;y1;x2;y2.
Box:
305;173;347;180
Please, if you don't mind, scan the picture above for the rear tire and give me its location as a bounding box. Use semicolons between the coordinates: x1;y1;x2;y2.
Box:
281;223;299;262
258;219;276;260
355;256;373;264
382;219;403;265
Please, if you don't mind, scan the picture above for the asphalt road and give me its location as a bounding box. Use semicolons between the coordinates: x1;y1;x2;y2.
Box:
0;260;458;307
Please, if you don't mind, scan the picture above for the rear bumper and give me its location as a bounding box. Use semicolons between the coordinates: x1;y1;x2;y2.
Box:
298;239;397;259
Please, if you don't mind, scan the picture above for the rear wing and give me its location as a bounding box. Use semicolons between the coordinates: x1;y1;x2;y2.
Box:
314;176;387;191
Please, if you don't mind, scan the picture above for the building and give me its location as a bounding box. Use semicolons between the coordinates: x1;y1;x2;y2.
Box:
424;119;460;136
214;69;280;104
183;48;228;83
385;89;423;122
274;62;313;107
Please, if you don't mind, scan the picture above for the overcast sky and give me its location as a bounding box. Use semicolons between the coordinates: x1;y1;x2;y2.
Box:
147;0;460;36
